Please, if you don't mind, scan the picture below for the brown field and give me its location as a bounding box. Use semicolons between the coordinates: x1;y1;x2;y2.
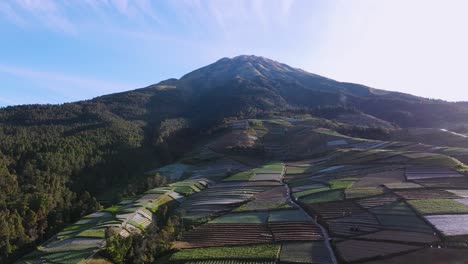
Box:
304;200;365;219
327;212;382;237
178;223;273;248
269;222;323;241
357;194;400;209
352;170;405;188
356;230;440;244
254;186;289;200
394;189;459;200
209;130;257;153
336;239;420;263
413;177;468;188
361;248;468;264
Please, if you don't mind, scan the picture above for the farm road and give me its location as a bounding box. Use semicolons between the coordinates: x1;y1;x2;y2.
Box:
280;163;338;264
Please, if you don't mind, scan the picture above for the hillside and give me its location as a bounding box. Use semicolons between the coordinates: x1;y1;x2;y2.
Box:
3;55;468;263
16;116;468;264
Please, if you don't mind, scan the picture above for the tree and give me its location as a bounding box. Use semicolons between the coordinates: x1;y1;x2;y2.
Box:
104;233;133;264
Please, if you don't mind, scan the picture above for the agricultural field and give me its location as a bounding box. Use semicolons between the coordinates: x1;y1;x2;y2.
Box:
169;244;280;261
335;240;420;263
279;242;332;263
425;215;468;236
177;186;270;222
362;248;468;264
18;178;209;263
408;199;468;215
281;142;468;262
170;122;468;263
210;212;269;224
234;186;293;212
268;210;310;222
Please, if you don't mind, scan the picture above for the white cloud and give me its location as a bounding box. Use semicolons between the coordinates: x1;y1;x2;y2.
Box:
13;0;76;33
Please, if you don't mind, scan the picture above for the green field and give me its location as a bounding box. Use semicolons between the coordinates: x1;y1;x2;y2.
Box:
254;164;284;174
75;228;105;238
169;244;281;261
279;242;332;264
408;199;468;215
287;178;323;188
294;187;331;199
299;189;344;204
224;170;255;181
329;179;356;189
370;202;416;216
268;210;310;222
210;212;269;224
234;200;292;212
384;182;423;189
345;187;384;199
286;166;312;174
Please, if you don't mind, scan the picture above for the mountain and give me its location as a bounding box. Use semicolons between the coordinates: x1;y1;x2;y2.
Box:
2;55;468;262
93;55;468;127
180;55;394;98
3;54;456;130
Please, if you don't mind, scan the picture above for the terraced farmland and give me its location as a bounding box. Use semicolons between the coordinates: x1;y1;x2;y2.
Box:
169;160;336;264
281;145;468;262
19;117;468;264
18;179;208;263
335;240;420;263
170;244;280;261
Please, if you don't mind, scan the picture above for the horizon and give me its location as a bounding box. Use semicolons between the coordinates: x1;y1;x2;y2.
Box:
1;0;468;106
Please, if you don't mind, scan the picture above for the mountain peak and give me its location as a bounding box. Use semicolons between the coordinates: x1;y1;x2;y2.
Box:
214;55;295;73
180;55;303;87
216;54;269;62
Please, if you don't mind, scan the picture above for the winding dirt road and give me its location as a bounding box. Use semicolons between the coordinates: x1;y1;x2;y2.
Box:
280;164;338;264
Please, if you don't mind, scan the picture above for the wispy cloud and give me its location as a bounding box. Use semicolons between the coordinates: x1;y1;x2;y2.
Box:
1;0;296;39
133;0;161;24
12;0;76;33
0;2;26;27
1;0;164;34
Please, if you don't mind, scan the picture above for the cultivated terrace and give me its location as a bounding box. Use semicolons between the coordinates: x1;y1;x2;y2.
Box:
15;117;468;264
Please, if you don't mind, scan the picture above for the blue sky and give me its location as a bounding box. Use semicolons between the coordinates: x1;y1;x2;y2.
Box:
1;0;467;106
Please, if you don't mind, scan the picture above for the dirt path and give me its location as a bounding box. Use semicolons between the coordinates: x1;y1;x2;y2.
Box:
440;128;468;138
280;164;338;264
